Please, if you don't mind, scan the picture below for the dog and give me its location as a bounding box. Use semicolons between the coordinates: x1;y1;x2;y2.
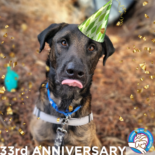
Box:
30;23;115;154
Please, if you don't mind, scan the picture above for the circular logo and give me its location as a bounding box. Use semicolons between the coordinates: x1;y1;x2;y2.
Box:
128;128;154;154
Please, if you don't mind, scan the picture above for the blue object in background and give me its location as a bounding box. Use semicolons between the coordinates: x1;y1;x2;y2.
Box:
4;66;19;92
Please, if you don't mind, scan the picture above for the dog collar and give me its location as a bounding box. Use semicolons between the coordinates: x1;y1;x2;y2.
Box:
46;83;82;117
33;106;93;126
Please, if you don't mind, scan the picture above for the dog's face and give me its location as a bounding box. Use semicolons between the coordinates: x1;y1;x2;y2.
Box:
38;23;115;98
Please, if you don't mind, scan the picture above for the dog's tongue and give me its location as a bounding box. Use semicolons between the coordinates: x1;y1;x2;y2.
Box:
61;79;83;89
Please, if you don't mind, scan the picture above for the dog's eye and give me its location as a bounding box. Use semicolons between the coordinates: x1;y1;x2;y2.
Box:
88;45;95;51
61;40;67;46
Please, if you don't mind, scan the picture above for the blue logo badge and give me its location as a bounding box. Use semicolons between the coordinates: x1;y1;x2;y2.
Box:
128;128;154;154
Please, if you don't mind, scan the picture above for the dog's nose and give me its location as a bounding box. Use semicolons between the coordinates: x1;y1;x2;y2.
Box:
66;62;84;79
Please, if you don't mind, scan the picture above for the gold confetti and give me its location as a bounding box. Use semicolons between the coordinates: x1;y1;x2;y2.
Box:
1;138;4;142
3;33;7;37
37;117;40;120
130;94;134;100
143;1;148;6
21;98;24;101
23;123;26;125
0;130;1;134
42;84;45;87
12;44;15;48
69;106;73;112
28;72;32;76
136;67;139;70
144;113;147;116
100;28;105;34
152;39;155;43
57;118;60;122
12;97;17;101
134;107;138;110
149;146;155;152
139;63;146;71
5;25;9;28
127;47;130;49
137;88;143;93
144;85;149;89
138;35;142;39
13;62;17;68
36;49;39;53
144;126;148;132
133;49;136;53
26;96;28;98
120;60;123;63
29;82;32;89
15;77;18;80
145;71;150;74
21;92;25;95
46;66;50;71
7;107;13;115
21;23;28;31
9;52;15;57
150;76;154;79
9;118;12;121
137;83;140;85
116;21;121;26
18;128;25;135
2;96;7;100
22;63;25;66
11;37;14;40
0;111;3;115
140;78;144;81
1;41;4;44
143;37;146;41
11;89;16;92
146;98;150;102
38;145;42;150
144;14;149;19
119;116;124;121
0;53;6;59
0;86;5;94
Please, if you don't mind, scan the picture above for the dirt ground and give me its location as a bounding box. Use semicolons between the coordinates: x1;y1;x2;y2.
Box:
0;0;155;154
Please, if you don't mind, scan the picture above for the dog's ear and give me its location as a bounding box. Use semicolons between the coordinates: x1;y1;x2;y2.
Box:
38;23;67;53
102;35;115;66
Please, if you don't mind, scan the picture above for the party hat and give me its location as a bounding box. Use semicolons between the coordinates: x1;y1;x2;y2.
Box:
78;0;113;42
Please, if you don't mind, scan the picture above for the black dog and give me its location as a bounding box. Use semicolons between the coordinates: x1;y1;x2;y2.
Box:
30;23;115;154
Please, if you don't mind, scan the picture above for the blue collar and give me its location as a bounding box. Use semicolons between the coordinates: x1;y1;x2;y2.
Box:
46;83;81;117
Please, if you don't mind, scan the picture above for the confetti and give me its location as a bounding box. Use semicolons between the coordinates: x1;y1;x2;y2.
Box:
0;53;6;59
42;84;45;87
136;67;139;70
116;21;121;26
18;128;25;135
0;111;3;115
119;116;124;121
57;118;60;122
138;35;142;39
150;146;155;152
120;60;123;63
23;123;26;125
100;28;105;34
140;78;144;81
152;39;155;43
146;98;150;102
12;97;17;101
3;33;7;37
130;94;134;100
13;62;17;68
38;145;42;150
137;88;143;93
144;85;149;89
26;96;28;98
0;86;5;94
0;130;1;134
139;63;146;71
144;113;147;116
29;82;32;89
69;106;73;112
5;25;9;28
7;107;13;115
11;37;14;40
137;83;140;85
36;49;39;53
144;14;149;19
46;66;50;71
144;126;148;132
12;44;15;48
11;89;16;92
145;71;150;74
9;118;12;121
143;1;148;6
1;41;4;44
133;49;136;53
143;37;146;41
2;96;7;100
134;107;138;110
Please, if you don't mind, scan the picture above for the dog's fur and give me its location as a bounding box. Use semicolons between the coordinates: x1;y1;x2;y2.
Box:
30;23;115;154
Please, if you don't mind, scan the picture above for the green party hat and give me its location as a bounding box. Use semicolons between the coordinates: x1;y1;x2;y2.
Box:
78;0;113;42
